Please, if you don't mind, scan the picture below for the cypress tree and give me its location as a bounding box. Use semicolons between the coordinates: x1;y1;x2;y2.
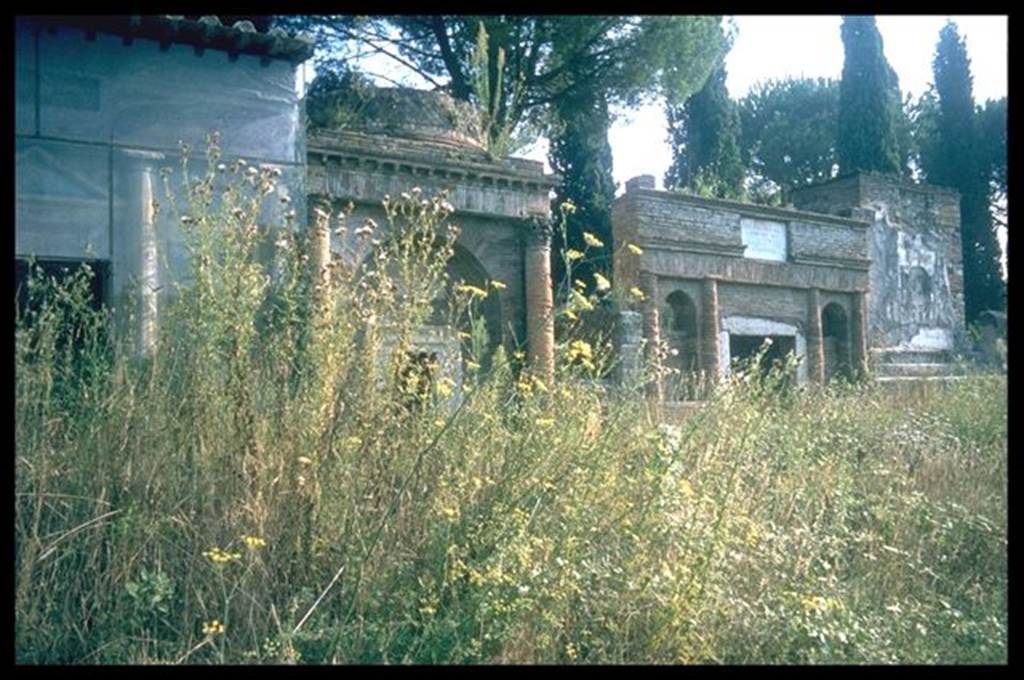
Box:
837;16;903;175
665;63;745;199
548;87;617;293
926;22;1005;320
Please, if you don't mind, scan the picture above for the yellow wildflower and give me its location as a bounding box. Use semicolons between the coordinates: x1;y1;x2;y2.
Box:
490;280;507;290
560;200;577;215
594;272;611;291
203;547;243;564
567;340;596;371
626;243;644;256
241;535;267;550
456;283;488;299
535;417;556;428
629;286;646;300
565;309;579;321
566;249;584;261
203;619;226;636
570;289;594;311
583;232;604;248
437;377;455;398
678;479;694;498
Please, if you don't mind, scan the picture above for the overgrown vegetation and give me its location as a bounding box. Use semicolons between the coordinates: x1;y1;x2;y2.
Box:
15;142;1006;664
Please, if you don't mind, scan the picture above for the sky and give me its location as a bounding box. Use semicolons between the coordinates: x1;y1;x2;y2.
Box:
599;15;1008;192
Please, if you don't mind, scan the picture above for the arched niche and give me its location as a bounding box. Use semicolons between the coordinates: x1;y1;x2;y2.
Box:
822;302;851;382
663;289;700;395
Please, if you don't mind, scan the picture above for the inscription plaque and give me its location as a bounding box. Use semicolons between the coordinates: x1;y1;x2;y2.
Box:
741;218;787;262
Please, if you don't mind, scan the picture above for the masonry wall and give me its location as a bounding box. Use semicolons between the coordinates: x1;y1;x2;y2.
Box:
612;184;870;386
792;174;966;352
307;133;557;356
613;190;870;294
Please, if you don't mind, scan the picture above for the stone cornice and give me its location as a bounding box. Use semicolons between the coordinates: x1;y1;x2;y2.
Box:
789;254;871;272
616;189;871;229
790;171;961;200
308;130;560;190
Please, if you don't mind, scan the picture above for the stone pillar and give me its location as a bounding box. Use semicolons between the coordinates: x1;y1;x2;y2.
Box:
851;292;869;379
806;288;824;384
138;165;159;357
524;216;555;385
700;277;721;381
640;270;663;402
616;310;644;388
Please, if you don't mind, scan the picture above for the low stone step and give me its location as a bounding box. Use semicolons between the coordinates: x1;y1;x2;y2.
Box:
874;362;956;378
875;375;969;391
871;348;953;365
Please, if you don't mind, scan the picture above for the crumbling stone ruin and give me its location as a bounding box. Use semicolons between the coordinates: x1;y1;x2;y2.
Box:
15;15;976;404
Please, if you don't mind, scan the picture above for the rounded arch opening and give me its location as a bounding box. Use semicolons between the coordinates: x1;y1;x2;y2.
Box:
666;290;698;338
822;302;850;382
663;289;700;395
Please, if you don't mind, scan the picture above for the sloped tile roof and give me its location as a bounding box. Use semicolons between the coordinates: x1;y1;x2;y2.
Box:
26;15;315;64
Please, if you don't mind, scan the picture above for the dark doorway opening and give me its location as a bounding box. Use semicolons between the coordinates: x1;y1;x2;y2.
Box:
15;258;111;357
729;334;796;377
16;258;109;315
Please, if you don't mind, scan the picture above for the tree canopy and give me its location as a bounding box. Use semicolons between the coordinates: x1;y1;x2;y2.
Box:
279;16;727;154
548;87;617;291
738;77;839;200
837;16;904;175
920;22;1005;318
665;62;745;200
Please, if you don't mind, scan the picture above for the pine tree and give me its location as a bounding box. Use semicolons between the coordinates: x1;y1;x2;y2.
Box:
548;87;617;293
837;16;903;175
924;22;1005;320
664;63;745;199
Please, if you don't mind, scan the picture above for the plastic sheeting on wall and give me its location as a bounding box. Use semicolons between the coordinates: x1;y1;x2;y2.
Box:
16;138;110;260
38;27;302;163
16;19;36;135
111;148;306;303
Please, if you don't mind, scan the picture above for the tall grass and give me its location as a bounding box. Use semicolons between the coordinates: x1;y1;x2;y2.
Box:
15;140;1006;664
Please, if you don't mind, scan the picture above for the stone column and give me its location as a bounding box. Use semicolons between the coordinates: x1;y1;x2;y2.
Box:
806;288;824;384
616;310;644;388
138;165;159;357
851;291;869;379
700;277;721;382
640;270;663;402
524;216;555;385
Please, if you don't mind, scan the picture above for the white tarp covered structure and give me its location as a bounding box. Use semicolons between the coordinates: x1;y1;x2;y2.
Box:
15;16;313;349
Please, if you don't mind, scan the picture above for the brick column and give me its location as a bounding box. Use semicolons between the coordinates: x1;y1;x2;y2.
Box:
700;277;721;381
524;216;555;386
806;288;824;384
640;270;663;402
851;292;869;379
